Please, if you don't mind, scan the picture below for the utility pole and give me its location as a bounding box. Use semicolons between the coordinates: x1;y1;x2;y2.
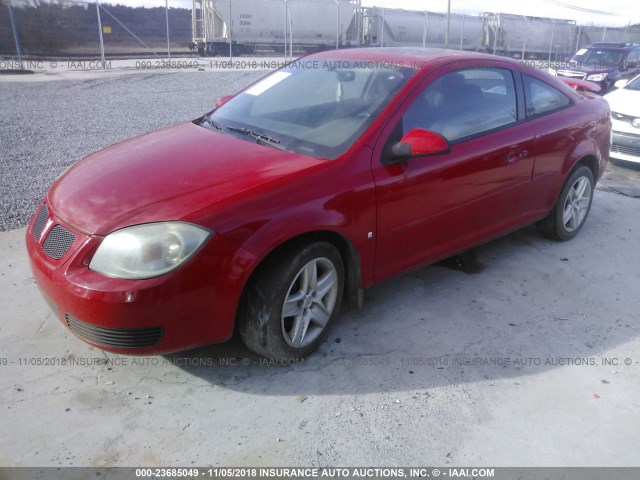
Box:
549;20;555;63
284;0;288;59
422;11;427;48
229;0;233;60
335;0;340;49
96;0;105;63
444;0;451;48
522;16;527;60
7;0;23;70
165;0;171;59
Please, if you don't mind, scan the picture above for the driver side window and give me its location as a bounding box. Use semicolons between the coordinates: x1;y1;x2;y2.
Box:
402;68;518;142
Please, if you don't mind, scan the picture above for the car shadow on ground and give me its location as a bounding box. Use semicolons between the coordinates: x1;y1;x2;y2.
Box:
599;159;640;197
161;197;637;395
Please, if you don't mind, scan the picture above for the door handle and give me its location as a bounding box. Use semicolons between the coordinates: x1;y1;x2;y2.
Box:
504;150;528;163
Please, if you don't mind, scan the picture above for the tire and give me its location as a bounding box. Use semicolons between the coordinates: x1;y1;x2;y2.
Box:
536;165;595;241
238;242;344;360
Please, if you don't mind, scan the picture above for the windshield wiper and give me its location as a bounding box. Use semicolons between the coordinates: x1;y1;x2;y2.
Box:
226;126;287;151
203;116;223;131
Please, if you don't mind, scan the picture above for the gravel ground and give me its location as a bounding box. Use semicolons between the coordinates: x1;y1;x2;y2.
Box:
0;70;264;231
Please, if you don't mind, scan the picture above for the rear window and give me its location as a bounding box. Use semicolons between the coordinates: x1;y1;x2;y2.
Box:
523;75;571;118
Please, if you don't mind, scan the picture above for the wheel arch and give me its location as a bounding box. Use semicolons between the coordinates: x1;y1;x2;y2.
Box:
536;158;596;241
563;134;604;182
576;154;600;182
236;230;362;327
550;154;598;212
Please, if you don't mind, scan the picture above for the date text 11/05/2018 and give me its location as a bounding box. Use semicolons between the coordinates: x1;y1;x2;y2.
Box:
134;467;497;478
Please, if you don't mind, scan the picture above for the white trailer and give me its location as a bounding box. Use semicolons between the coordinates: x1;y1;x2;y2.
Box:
362;7;484;51
483;13;576;59
192;0;361;56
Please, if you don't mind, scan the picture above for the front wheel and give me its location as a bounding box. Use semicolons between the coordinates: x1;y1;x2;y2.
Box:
537;165;595;241
238;242;344;359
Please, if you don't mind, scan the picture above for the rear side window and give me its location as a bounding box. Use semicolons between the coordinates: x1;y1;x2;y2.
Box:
402;68;518;142
625;49;639;68
523;74;571;118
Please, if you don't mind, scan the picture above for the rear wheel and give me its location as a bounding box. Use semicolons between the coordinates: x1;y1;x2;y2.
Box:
537;165;594;240
238;242;344;359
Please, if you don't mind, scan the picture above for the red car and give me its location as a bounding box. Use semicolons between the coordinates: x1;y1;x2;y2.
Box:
26;48;610;359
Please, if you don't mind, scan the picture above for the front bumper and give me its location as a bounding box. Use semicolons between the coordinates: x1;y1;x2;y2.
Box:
26;201;257;354
611;130;640;164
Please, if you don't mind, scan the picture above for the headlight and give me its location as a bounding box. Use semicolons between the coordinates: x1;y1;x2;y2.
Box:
89;222;211;279
548;68;557;76
586;73;607;82
633;118;640;128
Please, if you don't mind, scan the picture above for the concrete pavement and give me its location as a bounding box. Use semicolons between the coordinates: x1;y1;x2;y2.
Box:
0;189;639;467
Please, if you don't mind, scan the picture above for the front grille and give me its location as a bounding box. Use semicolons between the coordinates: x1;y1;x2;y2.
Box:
612;143;640;157
33;204;49;241
611;112;637;124
42;225;76;260
65;314;163;349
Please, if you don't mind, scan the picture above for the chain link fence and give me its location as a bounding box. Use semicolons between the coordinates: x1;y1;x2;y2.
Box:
0;0;192;59
1;0;640;63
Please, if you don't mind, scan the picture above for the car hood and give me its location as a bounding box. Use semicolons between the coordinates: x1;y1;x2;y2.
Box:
49;122;327;235
562;65;613;75
604;88;640;116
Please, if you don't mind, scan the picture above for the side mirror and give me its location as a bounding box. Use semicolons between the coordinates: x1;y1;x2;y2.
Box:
385;129;450;163
337;70;356;82
614;79;629;89
215;95;234;108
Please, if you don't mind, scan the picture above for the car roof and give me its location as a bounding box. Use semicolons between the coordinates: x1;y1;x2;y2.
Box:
305;47;518;69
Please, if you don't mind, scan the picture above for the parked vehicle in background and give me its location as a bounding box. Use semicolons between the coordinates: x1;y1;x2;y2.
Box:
26;49;610;360
605;75;640;163
553;42;640;93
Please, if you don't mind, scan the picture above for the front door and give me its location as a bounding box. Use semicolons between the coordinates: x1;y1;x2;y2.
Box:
372;64;536;282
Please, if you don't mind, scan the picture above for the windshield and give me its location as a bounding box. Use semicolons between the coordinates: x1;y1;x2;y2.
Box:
205;61;417;159
625;75;640;90
571;48;624;69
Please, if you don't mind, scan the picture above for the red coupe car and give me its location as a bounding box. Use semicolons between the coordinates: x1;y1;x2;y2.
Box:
26;48;611;359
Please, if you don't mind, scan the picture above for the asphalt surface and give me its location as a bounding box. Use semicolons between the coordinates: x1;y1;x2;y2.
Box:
1;66;640;469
